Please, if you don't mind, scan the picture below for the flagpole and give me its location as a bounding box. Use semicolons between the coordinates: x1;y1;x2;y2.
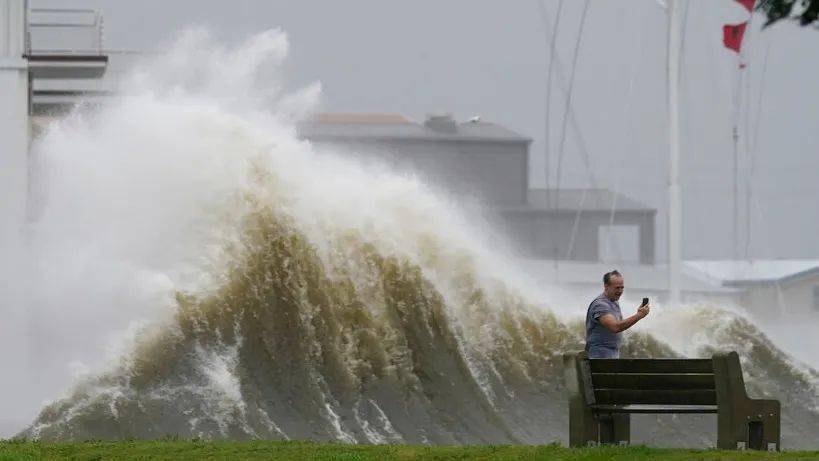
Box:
733;123;739;260
733;41;745;262
667;0;682;304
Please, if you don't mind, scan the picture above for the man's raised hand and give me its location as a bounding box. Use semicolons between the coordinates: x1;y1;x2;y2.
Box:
637;304;651;318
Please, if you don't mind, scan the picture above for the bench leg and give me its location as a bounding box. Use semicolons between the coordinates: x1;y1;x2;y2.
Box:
613;414;631;445
753;401;781;452
718;410;744;450
598;413;630;446
717;417;781;451
760;401;781;452
718;420;778;451
763;417;781;452
717;402;780;451
569;397;598;447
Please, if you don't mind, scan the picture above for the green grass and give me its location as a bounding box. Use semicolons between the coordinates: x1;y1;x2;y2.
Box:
2;440;818;461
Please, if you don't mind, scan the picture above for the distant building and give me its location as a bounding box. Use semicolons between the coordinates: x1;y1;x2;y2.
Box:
685;260;819;318
299;113;657;264
299;113;530;207
501;188;656;264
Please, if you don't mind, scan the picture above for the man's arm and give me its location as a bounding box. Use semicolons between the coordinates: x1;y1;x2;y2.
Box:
599;305;650;334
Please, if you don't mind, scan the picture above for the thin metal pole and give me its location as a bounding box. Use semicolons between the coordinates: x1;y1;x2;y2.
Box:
731;51;744;261
554;0;590;211
538;0;563;198
746;38;772;258
734;126;740;259
667;0;682;304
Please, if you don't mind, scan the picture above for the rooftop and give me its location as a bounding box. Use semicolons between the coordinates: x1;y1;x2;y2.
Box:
298;112;531;143
309;113;412;124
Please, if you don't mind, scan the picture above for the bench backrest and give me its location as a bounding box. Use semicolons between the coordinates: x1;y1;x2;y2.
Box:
584;357;717;406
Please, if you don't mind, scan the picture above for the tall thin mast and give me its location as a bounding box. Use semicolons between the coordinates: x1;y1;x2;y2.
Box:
667;0;682;304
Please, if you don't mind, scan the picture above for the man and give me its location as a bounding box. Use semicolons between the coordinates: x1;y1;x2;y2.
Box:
585;270;650;359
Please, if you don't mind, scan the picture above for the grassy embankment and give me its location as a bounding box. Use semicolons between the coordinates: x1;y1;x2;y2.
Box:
2;440;819;461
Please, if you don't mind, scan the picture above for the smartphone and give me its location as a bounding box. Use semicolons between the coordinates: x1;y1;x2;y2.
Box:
641;297;649;307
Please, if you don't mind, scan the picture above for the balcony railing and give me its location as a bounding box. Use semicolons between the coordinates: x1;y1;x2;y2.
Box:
28;7;104;55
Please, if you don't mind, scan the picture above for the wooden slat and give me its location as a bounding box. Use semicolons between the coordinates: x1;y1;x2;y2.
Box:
589;359;713;374
590;404;718;414
591;373;715;390
594;389;717;405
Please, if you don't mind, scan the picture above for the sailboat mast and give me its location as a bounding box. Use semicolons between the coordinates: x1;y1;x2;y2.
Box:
668;0;682;304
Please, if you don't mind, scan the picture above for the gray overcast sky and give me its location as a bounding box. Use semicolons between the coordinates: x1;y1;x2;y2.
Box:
31;0;819;260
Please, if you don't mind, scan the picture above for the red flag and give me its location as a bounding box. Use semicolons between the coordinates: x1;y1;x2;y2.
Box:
723;22;747;53
734;0;755;12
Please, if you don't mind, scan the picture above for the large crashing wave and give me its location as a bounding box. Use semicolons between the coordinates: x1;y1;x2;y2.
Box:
26;206;578;443
20;30;819;448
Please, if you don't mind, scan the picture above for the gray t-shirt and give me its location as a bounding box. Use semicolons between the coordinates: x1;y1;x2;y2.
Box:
585;294;623;349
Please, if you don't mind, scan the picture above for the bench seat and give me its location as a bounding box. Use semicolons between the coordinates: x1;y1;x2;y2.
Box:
590;404;718;414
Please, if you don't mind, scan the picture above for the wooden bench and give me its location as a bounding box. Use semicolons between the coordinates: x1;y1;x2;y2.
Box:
563;351;780;450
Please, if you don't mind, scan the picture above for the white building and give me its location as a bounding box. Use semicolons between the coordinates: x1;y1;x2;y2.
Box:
686;260;819;319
